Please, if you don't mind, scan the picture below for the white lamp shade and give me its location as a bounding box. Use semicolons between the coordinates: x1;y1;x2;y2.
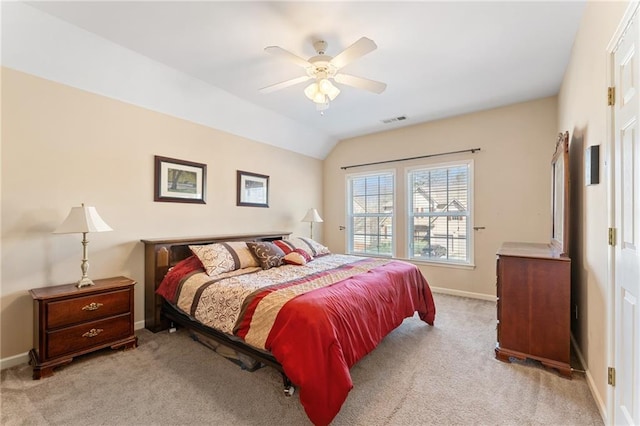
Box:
304;82;319;101
304;79;340;104
301;208;324;223
54;204;113;234
319;79;340;101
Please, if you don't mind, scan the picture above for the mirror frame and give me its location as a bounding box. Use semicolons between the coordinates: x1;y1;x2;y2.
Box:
551;131;570;256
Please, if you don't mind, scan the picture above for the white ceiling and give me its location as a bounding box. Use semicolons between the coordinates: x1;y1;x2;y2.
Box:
25;1;585;156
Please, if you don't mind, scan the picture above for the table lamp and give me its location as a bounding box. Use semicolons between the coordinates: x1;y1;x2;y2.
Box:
301;208;323;240
53;203;113;288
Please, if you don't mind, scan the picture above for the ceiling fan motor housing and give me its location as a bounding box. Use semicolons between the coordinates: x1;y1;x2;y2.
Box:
308;54;337;79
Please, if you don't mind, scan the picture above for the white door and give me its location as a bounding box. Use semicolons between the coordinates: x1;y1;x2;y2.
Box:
612;7;640;425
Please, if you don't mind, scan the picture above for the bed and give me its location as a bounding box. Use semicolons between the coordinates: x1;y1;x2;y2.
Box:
142;232;436;426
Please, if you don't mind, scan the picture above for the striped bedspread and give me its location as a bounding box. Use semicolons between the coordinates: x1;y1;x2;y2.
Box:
163;253;436;426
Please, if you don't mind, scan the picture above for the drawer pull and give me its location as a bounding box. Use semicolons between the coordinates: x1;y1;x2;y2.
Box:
82;328;103;338
82;302;103;311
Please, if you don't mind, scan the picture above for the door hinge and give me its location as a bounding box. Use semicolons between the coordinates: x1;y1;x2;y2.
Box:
608;86;615;106
608;366;616;386
608;227;617;246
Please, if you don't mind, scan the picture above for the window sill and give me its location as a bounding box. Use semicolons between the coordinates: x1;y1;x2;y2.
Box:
347;252;393;260
347;252;475;270
404;258;476;270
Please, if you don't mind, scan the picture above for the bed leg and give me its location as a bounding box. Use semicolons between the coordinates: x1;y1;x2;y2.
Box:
282;373;295;397
169;322;177;333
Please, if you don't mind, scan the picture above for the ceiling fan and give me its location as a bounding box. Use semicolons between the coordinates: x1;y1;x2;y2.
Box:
260;37;387;111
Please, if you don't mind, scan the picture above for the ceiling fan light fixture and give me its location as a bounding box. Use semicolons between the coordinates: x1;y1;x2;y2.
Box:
317;78;331;93
305;79;340;105
304;82;319;100
313;92;327;104
319;78;340;101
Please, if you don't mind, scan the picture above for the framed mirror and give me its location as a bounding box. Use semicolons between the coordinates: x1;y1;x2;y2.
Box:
551;131;570;256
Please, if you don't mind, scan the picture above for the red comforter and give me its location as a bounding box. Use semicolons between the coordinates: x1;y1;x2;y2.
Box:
158;256;435;425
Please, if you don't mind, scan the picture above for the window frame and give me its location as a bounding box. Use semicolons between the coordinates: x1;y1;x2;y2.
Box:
345;169;396;258
405;159;474;266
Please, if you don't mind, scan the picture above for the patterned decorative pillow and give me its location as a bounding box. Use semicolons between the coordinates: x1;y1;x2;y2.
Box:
246;241;285;270
300;237;331;257
189;242;259;276
293;248;312;262
273;239;293;254
223;241;260;269
283;248;312;265
276;237;331;258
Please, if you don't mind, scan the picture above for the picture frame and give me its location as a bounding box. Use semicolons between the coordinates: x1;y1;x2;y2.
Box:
237;170;269;208
154;155;206;204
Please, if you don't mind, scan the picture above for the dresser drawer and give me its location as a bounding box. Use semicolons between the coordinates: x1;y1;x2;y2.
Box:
46;314;132;359
46;289;131;329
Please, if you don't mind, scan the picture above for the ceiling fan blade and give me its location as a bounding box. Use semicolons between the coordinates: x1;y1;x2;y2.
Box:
259;75;311;94
330;37;377;69
334;73;387;94
264;46;312;69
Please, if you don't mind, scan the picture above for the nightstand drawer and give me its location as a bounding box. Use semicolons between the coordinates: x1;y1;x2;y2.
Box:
30;276;137;379
46;314;132;359
47;289;131;328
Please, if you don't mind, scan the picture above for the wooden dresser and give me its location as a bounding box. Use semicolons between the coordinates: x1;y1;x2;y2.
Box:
29;276;137;379
495;242;571;378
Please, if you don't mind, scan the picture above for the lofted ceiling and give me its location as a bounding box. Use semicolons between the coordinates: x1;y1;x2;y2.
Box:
24;1;586;156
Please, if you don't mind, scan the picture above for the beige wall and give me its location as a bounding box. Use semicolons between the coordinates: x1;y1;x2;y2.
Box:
0;68;323;360
323;97;558;299
558;0;629;419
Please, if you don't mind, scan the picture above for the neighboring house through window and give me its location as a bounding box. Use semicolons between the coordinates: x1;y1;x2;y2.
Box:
346;171;395;256
346;160;473;266
407;160;473;265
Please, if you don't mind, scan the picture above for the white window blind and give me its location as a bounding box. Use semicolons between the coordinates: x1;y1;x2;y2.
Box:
347;172;395;256
407;161;473;265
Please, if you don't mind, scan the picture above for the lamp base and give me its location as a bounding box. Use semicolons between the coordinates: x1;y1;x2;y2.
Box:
76;277;95;288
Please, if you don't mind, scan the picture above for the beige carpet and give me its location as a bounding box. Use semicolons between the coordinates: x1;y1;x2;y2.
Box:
1;293;603;425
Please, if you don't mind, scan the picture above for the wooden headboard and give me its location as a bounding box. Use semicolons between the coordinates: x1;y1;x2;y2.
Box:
141;232;291;332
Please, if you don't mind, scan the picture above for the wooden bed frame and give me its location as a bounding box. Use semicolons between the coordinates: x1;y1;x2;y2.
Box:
141;232;294;391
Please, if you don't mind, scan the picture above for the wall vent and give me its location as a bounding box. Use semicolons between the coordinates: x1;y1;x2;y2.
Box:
381;115;407;124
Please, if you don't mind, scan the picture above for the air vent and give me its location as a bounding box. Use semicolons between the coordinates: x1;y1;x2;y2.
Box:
381;115;407;124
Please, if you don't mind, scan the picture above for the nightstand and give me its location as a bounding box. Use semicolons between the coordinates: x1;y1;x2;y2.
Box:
29;276;137;379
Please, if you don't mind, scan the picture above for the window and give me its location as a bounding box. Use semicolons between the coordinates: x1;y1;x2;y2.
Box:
347;171;394;256
407;161;473;265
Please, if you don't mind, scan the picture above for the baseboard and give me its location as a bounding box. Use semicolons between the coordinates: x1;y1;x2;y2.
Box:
1;320;148;371
570;334;607;424
0;352;30;370
430;286;496;302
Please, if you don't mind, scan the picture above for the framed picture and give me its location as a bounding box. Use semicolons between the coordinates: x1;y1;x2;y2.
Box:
154;155;206;204
237;170;269;208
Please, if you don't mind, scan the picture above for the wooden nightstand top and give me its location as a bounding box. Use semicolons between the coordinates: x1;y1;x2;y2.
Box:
29;276;136;300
